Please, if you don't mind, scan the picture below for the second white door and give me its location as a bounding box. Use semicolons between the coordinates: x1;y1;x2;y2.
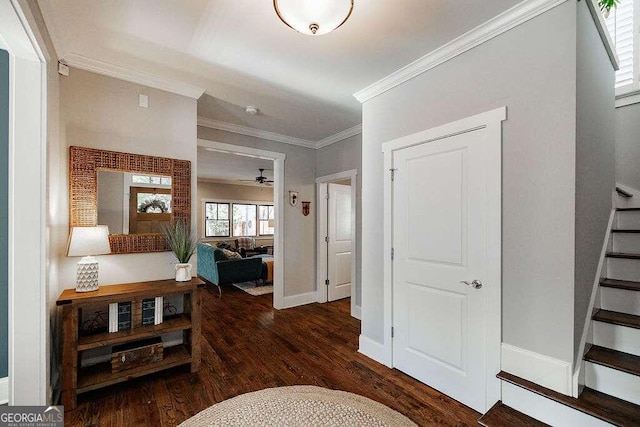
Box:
328;183;352;301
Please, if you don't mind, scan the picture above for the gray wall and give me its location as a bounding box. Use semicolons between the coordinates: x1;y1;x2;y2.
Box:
197;127;317;298
574;0;616;363
1;49;8;378
615;103;640;190
361;2;578;362
57;69;198;289
97;170;125;235
316;134;362;307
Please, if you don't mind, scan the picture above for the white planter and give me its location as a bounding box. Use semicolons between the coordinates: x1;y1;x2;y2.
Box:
175;263;192;282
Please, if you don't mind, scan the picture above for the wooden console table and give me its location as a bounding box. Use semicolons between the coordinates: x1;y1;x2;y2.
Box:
56;278;204;409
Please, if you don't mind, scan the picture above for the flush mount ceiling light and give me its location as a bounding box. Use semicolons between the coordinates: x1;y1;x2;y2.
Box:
274;0;354;36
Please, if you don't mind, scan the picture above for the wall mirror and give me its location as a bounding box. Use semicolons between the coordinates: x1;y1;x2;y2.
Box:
69;146;191;254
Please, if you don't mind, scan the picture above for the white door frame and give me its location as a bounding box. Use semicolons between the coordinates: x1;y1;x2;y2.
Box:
315;169;359;319
1;0;49;405
196;139;287;309
381;107;505;410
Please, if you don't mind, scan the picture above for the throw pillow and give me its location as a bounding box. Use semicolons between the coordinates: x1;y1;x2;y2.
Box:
221;248;242;260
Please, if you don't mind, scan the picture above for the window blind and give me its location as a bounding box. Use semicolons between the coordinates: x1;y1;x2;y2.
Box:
605;1;635;87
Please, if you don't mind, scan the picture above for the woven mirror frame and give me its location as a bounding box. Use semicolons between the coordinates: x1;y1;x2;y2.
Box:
69;146;191;254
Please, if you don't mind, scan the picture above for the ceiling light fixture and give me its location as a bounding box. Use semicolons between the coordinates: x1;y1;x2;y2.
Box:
274;0;354;36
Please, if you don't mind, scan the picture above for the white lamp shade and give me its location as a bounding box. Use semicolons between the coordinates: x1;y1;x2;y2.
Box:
67;226;111;257
274;0;354;35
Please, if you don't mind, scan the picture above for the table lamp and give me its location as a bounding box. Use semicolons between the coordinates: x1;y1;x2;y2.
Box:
67;225;111;292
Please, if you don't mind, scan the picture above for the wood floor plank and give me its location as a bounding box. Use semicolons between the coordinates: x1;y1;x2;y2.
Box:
478;401;549;426
66;284;480;426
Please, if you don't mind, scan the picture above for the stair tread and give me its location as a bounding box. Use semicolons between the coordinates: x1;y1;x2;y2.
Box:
593;309;640;330
600;278;640;291
611;229;640;233
498;371;640;426
478;401;549;427
584;346;640;377
606;252;640;259
617;207;640;211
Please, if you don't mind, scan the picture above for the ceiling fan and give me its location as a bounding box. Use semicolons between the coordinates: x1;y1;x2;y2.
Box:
240;169;274;185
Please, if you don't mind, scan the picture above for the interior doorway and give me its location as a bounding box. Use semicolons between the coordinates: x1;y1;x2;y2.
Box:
316;169;358;319
196;139;286;309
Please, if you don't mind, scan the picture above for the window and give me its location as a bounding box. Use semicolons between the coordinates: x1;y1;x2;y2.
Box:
132;174;172;186
258;205;275;235
604;0;639;93
203;201;274;238
232;204;257;237
205;202;230;237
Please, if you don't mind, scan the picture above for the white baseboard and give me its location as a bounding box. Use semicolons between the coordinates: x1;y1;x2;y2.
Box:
502;381;610;427
501;343;573;395
352;305;362;320
281;292;317;309
358;335;392;367
0;377;8;404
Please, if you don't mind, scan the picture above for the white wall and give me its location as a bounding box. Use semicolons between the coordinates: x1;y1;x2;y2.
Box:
56;69;198;289
615;103;640;190
361;2;578;363
574;0;616;363
316;134;362;307
197;127;316;298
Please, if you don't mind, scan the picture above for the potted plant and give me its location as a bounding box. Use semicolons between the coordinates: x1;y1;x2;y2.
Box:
162;220;197;282
599;0;619;17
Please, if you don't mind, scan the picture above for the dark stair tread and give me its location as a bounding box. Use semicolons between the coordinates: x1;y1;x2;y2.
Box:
606;252;640;260
611;229;640;233
497;371;640;426
478;401;549;427
584;346;640;377
616;187;634;198
617;207;640;211
600;278;640;292
593;309;640;330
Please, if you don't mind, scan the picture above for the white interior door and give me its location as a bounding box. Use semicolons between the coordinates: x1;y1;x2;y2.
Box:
328;183;352;301
392;129;493;412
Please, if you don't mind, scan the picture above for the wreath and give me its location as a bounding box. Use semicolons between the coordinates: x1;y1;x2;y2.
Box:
138;198;169;213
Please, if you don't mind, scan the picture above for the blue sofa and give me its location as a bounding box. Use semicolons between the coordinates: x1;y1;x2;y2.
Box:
197;243;263;290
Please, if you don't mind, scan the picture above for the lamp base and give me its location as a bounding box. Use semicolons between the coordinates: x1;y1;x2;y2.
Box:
76;256;99;292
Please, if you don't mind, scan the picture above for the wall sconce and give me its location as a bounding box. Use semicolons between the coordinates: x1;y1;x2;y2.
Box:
302;201;311;216
289;191;298;206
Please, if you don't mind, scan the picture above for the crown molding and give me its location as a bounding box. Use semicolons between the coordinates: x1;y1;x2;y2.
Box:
353;0;569;103
198;116;317;149
63;52;206;99
316;124;362;149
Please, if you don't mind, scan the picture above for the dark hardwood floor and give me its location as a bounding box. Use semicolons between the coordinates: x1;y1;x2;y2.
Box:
66;283;480;426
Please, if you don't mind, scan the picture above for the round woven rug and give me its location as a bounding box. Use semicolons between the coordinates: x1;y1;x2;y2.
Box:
179;386;417;427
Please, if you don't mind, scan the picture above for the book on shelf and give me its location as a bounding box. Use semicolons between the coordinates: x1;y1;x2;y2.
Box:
155;296;163;325
142;298;155;326
117;301;132;331
108;303;118;333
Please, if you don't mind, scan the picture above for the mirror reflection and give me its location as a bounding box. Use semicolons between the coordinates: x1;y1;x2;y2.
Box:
97;170;172;235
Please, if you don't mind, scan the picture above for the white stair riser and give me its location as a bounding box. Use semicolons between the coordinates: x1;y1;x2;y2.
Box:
616;211;640;229
585;362;640;405
501;382;611;427
600;287;640;316
613;233;640;254
606;258;640;282
593;322;640;356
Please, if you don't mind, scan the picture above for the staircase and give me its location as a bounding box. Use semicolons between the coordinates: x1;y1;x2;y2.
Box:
480;206;640;426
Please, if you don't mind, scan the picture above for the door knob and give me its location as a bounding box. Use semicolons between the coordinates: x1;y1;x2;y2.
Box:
460;280;482;289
